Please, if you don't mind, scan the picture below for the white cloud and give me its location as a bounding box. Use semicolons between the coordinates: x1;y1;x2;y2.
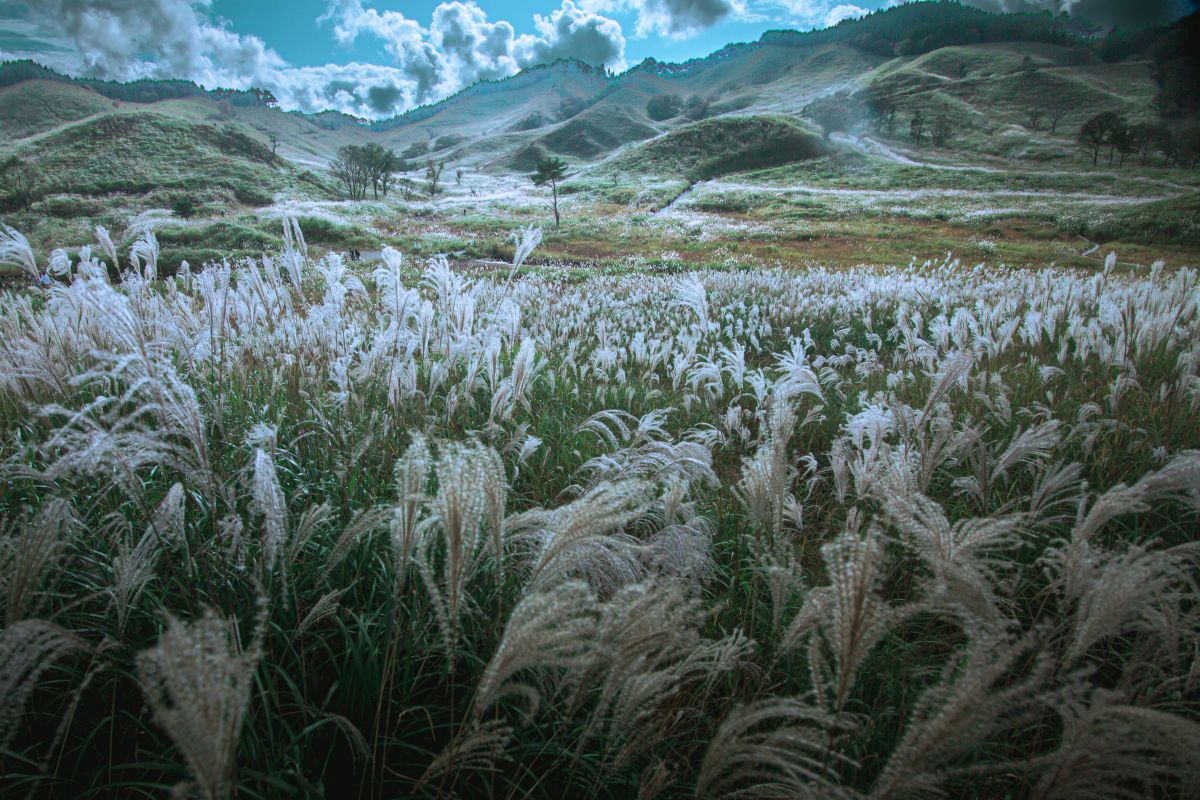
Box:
9;0;627;119
582;0;745;38
323;0;625;101
767;0;871;28
823;3;867;25
515;1;626;66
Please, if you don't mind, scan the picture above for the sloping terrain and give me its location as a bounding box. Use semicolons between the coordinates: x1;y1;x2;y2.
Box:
605;115;827;179
0;4;1190;214
18;112;326;204
0;79;114;140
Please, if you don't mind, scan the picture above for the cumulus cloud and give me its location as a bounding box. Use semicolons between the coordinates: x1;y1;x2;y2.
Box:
324;0;625;100
515;1;626;65
636;0;744;37
8;0;627;119
23;0;284;84
823;3;868;25
582;0;744;38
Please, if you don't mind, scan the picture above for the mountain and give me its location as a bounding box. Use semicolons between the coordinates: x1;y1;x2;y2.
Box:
0;3;1190;209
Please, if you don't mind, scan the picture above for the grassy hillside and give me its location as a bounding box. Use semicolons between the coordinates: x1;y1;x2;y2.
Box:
18;112;323;204
0;80;113;140
607;115;827;180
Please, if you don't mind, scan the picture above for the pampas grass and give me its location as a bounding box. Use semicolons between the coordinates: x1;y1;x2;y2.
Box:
0;234;1197;798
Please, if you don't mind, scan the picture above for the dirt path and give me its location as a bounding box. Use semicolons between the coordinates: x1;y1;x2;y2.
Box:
699;180;1176;206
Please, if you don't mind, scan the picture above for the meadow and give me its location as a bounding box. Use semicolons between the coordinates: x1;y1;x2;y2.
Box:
1;219;1198;798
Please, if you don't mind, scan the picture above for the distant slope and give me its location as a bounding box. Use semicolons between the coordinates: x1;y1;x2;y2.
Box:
17;112;326;203
0;80;113;140
0;5;1190;203
607;116;827;179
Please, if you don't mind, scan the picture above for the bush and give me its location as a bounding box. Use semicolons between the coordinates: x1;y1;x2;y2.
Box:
38;195;106;218
646;94;683;121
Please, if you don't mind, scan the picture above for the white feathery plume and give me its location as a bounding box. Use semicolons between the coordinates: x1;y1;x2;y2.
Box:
0;620;87;750
136;608;263;800
94;224;118;270
696;698;852;799
0;225;37;280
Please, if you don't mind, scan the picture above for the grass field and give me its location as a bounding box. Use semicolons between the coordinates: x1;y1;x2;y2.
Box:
1;219;1199;797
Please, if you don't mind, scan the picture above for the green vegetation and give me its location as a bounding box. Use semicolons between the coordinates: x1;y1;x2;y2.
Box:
609;116;827;181
16;114;296;203
2;241;1198;799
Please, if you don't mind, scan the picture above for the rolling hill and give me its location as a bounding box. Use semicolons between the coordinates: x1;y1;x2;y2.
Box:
0;3;1189;213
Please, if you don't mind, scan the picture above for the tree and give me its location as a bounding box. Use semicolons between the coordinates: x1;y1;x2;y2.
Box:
1078;112;1120;166
1025;107;1044;130
683;94;710;121
268;133;279;156
1174;122;1200;169
909;109;926;145
931;114;952;147
865;91;898;137
360;143;398;198
646;94;683;122
532;156;567;227
1046;103;1066;134
805;93;858;140
0;156;39;211
1111;120;1137;166
456;167;464;185
172;198;197;219
331;145;370;199
425;160;445;201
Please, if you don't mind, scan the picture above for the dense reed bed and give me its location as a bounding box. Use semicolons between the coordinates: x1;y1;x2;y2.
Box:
1;225;1198;798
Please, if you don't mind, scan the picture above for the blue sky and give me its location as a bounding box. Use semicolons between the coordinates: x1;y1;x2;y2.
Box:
0;0;1191;118
207;0;808;68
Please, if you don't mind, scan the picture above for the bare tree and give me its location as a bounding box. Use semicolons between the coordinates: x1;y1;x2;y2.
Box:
909;109;926;145
0;156;39;211
425;160;445;201
532;157;567;226
931;114;952;147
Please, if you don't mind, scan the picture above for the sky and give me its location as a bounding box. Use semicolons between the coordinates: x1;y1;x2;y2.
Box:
0;0;1192;119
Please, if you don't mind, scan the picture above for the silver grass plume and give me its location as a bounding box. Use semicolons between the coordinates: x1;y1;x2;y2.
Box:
48;248;71;279
878;488;1023;630
871;633;1051;800
136;607;263;800
505;479;653;594
30;271;215;503
574;582;753;773
1060;542;1198;664
417;720;512;790
1071;449;1200;545
1;498;76;624
250;446;289;595
390;434;431;593
95;224;118;271
783;519;898;714
471;580;597;721
733;437;797;542
502;224;542;292
109;485;184;632
129;230;159;281
317;506;393;584
0;620;87;750
0;225;37;280
673;276;710;331
414;439;497;667
1030;689;1200;800
695;698;852;799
